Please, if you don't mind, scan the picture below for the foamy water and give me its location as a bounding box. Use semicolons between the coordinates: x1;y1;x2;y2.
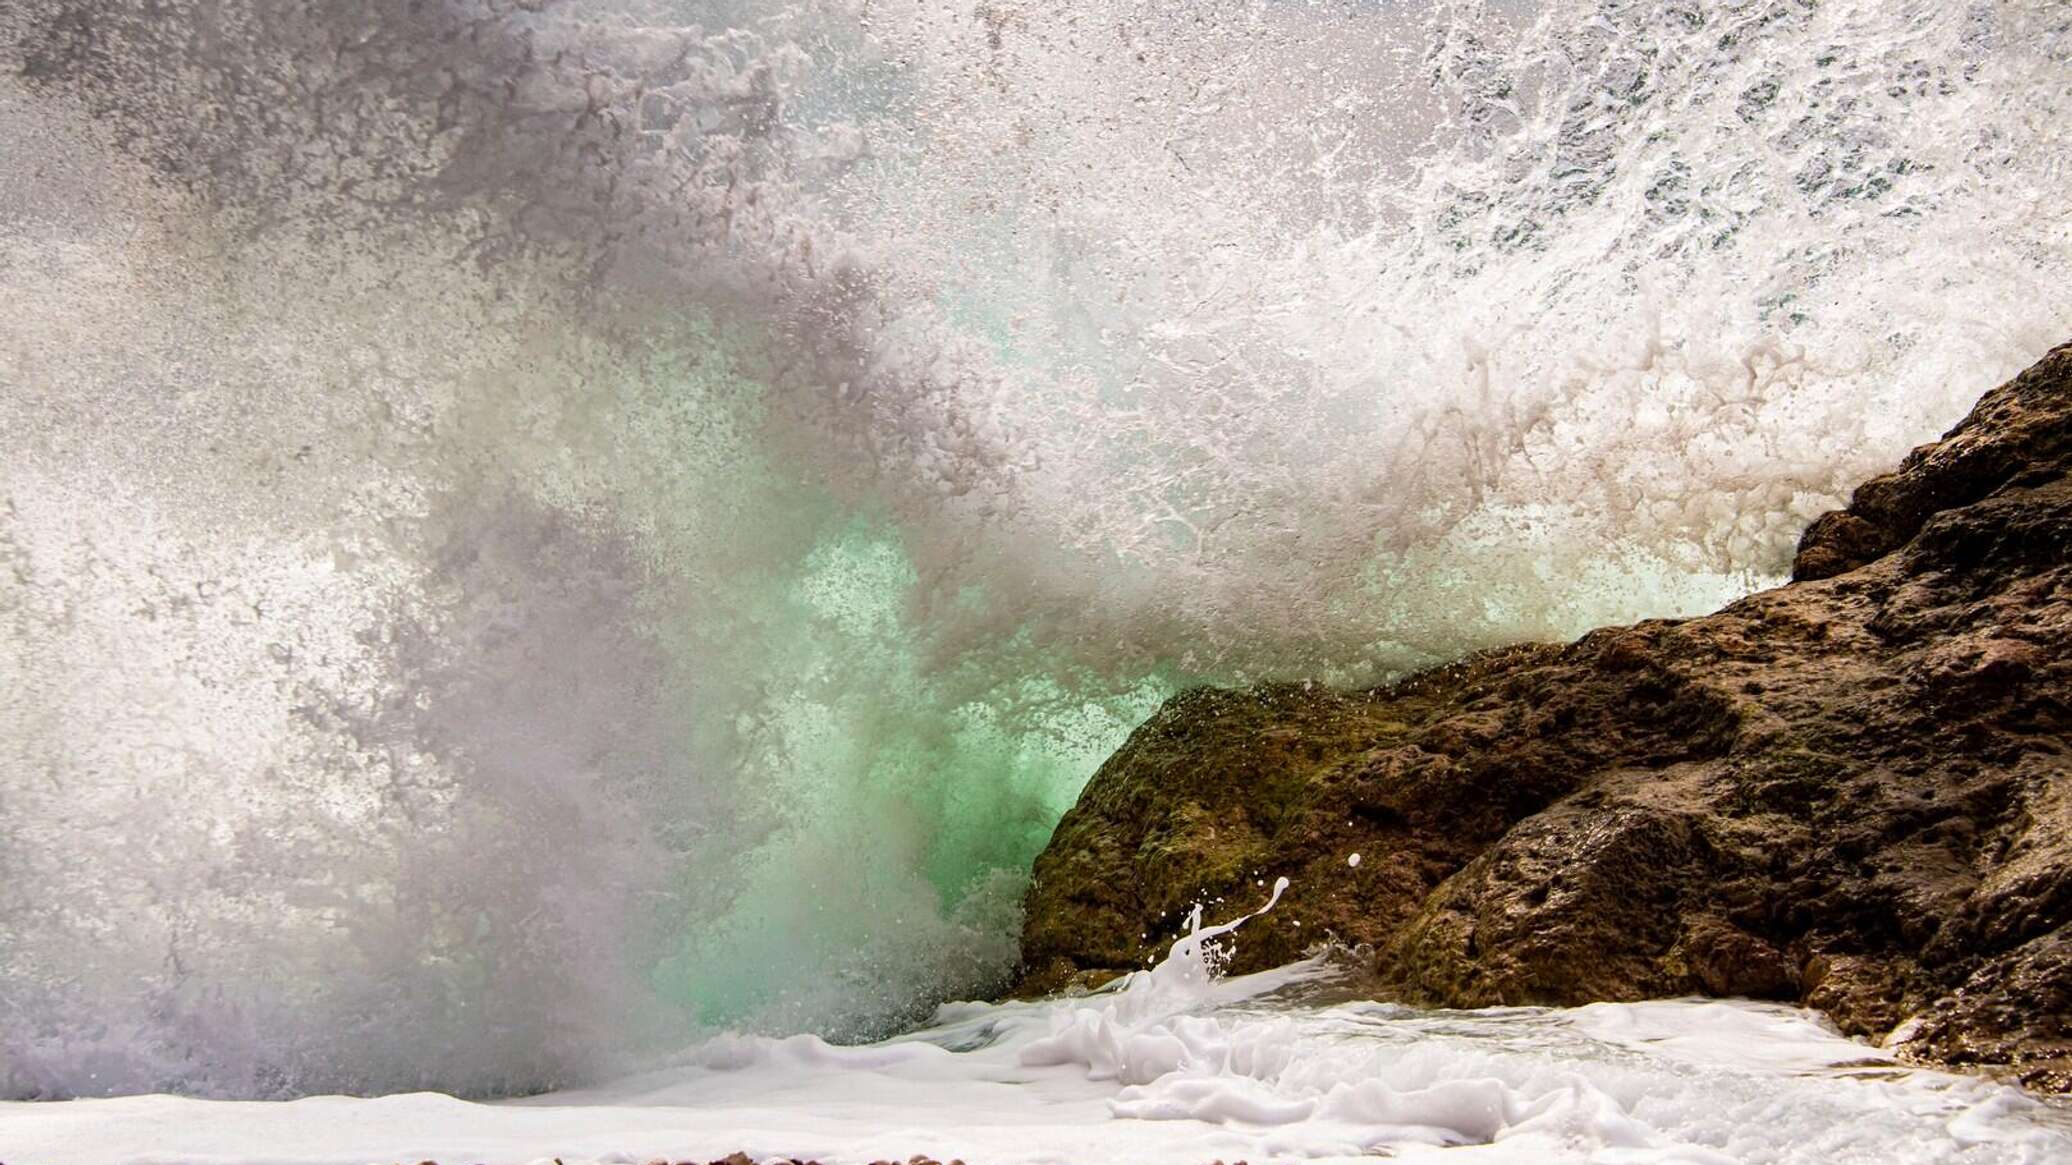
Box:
5;890;2065;1165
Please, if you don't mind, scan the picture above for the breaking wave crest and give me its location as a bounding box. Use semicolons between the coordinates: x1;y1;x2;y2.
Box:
2;0;2068;1097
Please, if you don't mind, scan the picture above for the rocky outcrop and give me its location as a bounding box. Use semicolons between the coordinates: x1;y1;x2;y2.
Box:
1015;341;2072;1091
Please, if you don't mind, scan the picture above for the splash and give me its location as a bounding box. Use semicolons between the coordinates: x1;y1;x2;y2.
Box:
2;0;2070;1097
1020;876;1294;1084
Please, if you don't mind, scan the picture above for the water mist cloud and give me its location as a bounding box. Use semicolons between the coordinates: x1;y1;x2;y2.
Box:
2;0;2068;1098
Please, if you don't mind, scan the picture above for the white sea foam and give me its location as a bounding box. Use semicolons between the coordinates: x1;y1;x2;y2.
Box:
4;888;2065;1164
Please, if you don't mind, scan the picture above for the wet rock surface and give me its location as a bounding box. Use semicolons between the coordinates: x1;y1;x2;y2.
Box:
1017;341;2072;1091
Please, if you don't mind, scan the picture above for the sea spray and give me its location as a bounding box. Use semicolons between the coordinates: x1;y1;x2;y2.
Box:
3;0;2070;1098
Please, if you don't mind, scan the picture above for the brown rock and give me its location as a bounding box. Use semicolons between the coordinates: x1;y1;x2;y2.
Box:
1792;343;2072;580
1679;915;1798;1000
1015;341;2072;1090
